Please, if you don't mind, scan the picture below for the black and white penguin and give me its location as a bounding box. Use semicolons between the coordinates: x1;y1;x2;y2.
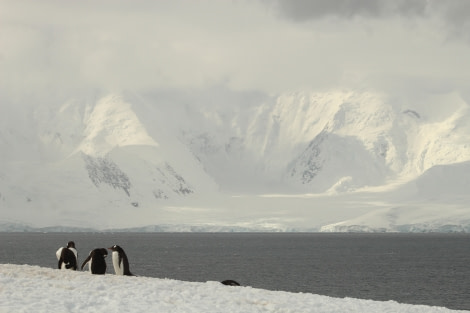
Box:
81;248;108;275
108;245;134;276
221;280;241;286
56;241;78;270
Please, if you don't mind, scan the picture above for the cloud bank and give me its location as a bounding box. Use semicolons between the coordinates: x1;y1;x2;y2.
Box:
0;0;469;105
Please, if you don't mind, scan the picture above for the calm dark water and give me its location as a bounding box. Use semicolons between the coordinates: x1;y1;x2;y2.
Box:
1;232;469;310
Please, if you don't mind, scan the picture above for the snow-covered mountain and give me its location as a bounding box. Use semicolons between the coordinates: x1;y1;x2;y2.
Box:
1;89;469;231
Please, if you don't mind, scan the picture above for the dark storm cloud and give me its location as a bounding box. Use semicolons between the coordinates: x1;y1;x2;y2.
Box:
270;0;429;20
433;1;470;34
268;0;470;42
270;0;470;23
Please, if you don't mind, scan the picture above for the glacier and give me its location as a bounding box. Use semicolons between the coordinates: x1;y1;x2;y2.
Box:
1;88;469;232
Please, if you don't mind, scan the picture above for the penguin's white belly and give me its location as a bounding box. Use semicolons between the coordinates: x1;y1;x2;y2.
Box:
55;248;63;260
56;248;67;269
88;258;93;273
112;252;124;275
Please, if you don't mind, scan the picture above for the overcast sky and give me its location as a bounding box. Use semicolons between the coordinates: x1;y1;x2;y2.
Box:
1;0;469;104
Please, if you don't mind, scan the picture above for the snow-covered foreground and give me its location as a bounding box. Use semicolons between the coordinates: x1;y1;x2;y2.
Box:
0;264;466;313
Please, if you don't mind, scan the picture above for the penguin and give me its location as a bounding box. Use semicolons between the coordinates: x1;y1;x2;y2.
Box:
56;241;78;270
108;245;134;276
221;280;241;286
81;248;108;275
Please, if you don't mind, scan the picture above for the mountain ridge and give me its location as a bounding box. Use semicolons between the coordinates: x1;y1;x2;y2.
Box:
1;89;469;231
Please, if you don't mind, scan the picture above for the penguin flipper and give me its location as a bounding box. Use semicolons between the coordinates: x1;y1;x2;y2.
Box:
81;255;92;271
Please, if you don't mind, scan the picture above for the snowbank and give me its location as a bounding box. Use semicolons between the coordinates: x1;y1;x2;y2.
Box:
0;264;466;313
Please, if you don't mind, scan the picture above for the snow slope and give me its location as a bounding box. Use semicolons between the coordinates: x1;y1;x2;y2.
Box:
1;89;469;231
0;264;466;313
321;161;470;232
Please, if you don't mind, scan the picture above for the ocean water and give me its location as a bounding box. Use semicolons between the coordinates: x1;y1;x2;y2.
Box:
1;232;469;310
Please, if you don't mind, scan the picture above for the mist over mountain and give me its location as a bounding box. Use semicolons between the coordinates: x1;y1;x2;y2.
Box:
1;88;469;232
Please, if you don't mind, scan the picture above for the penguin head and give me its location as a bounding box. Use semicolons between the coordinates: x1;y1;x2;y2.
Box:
91;248;108;258
67;241;76;249
108;245;121;252
100;248;108;257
